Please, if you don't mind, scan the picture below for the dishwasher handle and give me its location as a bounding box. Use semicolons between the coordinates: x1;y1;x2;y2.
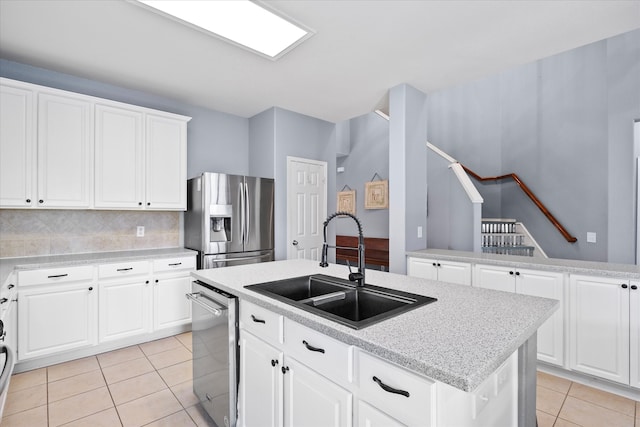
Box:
185;292;228;316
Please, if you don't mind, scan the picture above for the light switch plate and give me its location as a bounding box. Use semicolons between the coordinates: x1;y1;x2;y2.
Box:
587;232;596;243
137;226;145;237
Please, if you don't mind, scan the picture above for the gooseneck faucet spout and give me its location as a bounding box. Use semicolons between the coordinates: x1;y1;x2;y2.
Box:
319;212;365;287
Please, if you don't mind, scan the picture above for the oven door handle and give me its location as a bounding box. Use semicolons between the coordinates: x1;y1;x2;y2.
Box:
0;344;15;395
185;292;228;316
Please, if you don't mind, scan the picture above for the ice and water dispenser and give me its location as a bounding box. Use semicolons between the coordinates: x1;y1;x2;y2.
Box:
209;205;232;242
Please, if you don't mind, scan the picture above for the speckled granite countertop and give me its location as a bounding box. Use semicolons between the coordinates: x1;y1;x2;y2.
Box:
192;259;557;393
407;249;640;280
0;247;197;285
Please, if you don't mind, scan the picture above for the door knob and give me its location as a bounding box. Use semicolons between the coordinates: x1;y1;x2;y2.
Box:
292;240;299;246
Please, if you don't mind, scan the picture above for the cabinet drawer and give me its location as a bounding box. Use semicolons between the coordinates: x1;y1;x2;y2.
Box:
98;260;149;279
357;350;435;427
284;318;351;385
152;256;196;273
239;300;283;345
18;265;94;286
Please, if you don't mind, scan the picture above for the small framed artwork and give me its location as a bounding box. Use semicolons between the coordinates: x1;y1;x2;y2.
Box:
337;190;356;215
365;180;389;209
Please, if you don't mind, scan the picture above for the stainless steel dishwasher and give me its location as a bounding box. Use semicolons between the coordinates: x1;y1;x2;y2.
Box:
186;281;238;427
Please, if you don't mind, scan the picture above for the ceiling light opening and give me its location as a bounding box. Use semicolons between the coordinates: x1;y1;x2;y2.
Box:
135;0;312;60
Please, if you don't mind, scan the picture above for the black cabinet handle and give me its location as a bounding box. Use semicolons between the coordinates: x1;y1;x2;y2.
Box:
155;279;159;283
147;202;151;206
88;287;93;291
622;284;628;289
26;198;31;203
138;202;142;206
509;271;514;275
515;272;520;276
251;315;266;324
117;267;133;272
302;340;325;354
39;199;44;204
168;262;182;266
432;262;437;266
372;376;410;397
437;263;441;267
8;284;14;289
281;366;289;374
0;298;7;304
271;359;278;367
632;285;638;290
47;274;68;279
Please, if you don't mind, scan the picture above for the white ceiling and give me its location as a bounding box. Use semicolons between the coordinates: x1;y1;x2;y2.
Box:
1;1;639;123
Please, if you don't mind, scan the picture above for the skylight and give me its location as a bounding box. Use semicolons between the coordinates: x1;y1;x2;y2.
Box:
136;0;311;60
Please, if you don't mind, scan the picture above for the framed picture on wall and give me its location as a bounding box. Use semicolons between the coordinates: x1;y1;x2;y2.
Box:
365;180;388;209
337;190;356;215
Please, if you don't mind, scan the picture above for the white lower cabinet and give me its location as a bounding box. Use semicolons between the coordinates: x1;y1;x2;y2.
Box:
569;274;630;384
630;281;640;388
152;257;195;330
357;400;405;427
407;257;471;286
18;281;97;360
239;331;283;427
98;261;151;342
474;264;565;366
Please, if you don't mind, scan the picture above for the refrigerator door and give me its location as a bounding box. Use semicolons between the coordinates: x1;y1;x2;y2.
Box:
203;173;245;256
243;176;275;253
201;251;273;269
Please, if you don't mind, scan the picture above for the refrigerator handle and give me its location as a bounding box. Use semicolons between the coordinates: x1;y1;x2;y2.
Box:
244;182;250;245
239;182;246;244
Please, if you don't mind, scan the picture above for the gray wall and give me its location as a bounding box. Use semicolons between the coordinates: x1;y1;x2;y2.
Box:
389;84;428;274
0;59;250;178
335;113;389;238
425;29;640;263
248;108;276;179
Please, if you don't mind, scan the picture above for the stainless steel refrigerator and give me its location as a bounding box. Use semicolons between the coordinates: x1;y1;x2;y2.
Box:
185;173;274;269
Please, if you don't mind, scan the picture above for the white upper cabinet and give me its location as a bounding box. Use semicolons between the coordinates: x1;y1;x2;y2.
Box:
0;77;190;210
37;92;93;208
94;104;144;208
0;83;35;207
145;114;187;210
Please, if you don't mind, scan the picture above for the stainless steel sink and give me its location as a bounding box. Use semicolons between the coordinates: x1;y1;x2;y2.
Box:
245;274;436;329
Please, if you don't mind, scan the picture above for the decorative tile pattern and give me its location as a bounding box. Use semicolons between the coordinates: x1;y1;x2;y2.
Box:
0;209;180;257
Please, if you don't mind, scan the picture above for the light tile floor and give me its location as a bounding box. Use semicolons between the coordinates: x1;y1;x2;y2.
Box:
3;333;216;427
4;333;640;426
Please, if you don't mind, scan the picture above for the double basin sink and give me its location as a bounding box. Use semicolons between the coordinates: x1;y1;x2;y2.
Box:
245;274;437;329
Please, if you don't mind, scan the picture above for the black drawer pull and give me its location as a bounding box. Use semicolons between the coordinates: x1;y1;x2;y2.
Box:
281;366;289;374
302;340;325;353
372;376;410;397
251;315;265;324
47;274;68;279
632;285;638;290
168;262;182;266
7;284;14;289
0;298;7;304
373;377;409;397
117;267;133;272
271;359;278;367
622;284;628;289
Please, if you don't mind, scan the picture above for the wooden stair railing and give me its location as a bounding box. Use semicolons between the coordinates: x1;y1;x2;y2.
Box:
461;165;578;243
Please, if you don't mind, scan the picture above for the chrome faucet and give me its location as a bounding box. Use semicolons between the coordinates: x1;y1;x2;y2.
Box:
319;212;365;287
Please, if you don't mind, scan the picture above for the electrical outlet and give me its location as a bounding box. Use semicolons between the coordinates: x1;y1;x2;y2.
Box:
417;226;423;238
587;232;596;243
137;226;145;237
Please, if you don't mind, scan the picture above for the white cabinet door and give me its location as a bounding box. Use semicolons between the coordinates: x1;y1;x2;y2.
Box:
474;264;516;292
569;275;630;384
99;278;151;342
630;281;640;388
37;92;93;208
145;114;187;210
18;282;97;360
239;331;283;427
437;261;471;286
357;400;406;427
0;83;35;208
153;274;192;330
516;269;565;366
407;258;438;280
94;104;144;209
283;356;352;427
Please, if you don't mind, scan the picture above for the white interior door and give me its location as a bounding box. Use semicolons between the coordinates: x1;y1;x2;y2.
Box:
287;157;327;260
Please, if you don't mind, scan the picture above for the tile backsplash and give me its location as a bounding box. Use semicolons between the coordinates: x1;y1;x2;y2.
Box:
0;210;181;258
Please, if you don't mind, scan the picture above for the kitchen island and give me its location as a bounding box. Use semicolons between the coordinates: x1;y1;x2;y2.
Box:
192;259;557;426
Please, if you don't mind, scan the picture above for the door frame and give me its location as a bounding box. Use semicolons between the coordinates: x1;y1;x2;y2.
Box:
286;156;328;260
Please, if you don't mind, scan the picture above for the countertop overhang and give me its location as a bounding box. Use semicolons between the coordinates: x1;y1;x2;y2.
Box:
407;249;640;280
192;259;558;392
